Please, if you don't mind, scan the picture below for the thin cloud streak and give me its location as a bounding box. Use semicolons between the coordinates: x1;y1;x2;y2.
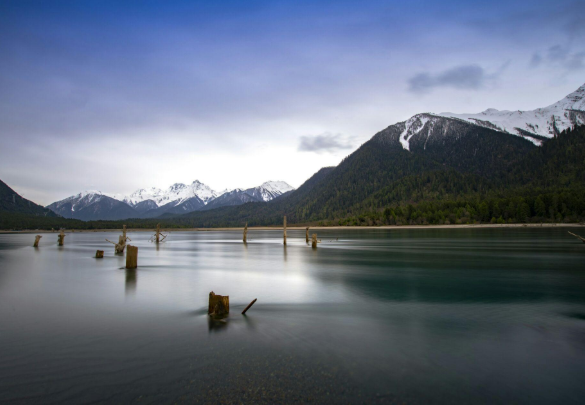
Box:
298;133;354;154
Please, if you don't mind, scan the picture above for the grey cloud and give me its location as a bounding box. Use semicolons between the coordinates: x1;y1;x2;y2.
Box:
547;45;569;61
298;133;354;153
529;53;542;68
531;45;585;72
408;65;486;93
565;52;585;71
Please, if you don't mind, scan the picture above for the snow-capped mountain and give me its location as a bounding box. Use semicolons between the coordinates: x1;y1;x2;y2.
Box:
201;181;295;211
46;191;137;221
377;83;585;153
47;180;295;220
116;180;218;208
439;84;585;145
256;181;295;201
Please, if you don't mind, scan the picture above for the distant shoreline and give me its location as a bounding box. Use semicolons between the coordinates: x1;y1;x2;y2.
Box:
1;223;584;234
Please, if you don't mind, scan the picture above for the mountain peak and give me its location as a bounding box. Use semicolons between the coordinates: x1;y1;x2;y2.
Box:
437;83;585;143
550;82;585;111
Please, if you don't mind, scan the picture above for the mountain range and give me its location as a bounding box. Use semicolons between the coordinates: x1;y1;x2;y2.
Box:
45;180;294;221
2;83;585;229
165;83;585;227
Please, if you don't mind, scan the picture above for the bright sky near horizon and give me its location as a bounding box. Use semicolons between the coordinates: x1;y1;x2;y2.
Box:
0;0;584;205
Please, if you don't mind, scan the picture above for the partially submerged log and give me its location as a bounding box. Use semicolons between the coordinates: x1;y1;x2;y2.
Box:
242;298;257;315
33;235;42;248
126;245;138;269
306;227;309;243
95;250;104;258
568;231;585;243
208;291;229;316
243;222;248;243
58;230;65;246
283;216;287;245
312;233;318;248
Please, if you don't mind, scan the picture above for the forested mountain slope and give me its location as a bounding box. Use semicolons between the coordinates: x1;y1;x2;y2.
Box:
0;180;56;217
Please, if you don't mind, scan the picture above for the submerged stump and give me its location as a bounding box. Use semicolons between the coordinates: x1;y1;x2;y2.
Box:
58;230;65;246
243;222;248;243
33;235;42;248
208;291;229;316
312;233;318;249
95;250;104;258
305;227;309;243
126;245;138;269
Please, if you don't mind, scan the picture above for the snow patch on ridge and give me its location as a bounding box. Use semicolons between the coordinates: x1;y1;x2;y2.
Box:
399;115;430;151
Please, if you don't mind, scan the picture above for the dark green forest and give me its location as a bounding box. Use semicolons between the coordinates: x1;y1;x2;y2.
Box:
2;124;585;230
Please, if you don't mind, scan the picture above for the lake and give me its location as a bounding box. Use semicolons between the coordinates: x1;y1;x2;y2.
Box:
1;228;584;404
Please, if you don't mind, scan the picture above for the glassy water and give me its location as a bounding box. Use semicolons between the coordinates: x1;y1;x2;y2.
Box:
1;228;584;404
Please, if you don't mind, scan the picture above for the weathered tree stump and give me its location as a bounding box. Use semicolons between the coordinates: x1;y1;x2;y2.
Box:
58;230;65;246
33;235;42;247
208;291;229;316
243;222;248;243
283;216;287;245
312;233;318;249
306;227;309;243
95;250;104;258
126;245;138;269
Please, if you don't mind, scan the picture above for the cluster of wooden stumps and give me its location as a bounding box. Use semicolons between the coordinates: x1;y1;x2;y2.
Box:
243;217;318;248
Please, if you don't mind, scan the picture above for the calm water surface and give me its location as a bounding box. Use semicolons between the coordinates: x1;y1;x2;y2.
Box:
1;228;584;404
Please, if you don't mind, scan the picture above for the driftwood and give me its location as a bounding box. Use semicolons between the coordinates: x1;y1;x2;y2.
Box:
152;223;167;244
283;216;287;245
126;245;138;269
243;222;248;243
58;230;65;246
312;233;318;248
208;291;229;316
242;298;257;315
306;227;309;243
568;231;585;243
33;235;42;247
95;250;104;258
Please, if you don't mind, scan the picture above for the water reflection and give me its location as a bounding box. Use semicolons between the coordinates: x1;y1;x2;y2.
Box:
125;269;137;295
207;315;229;333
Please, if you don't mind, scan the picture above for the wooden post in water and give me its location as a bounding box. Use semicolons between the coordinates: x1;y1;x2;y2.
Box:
33;235;42;247
208;291;229;316
305;227;309;243
156;224;161;243
283;216;287;245
126;245;138;269
58;230;65;246
243;222;248;243
312;233;317;249
95;250;104;258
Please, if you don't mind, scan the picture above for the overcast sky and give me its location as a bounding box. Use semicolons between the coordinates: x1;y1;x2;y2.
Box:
1;0;584;205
